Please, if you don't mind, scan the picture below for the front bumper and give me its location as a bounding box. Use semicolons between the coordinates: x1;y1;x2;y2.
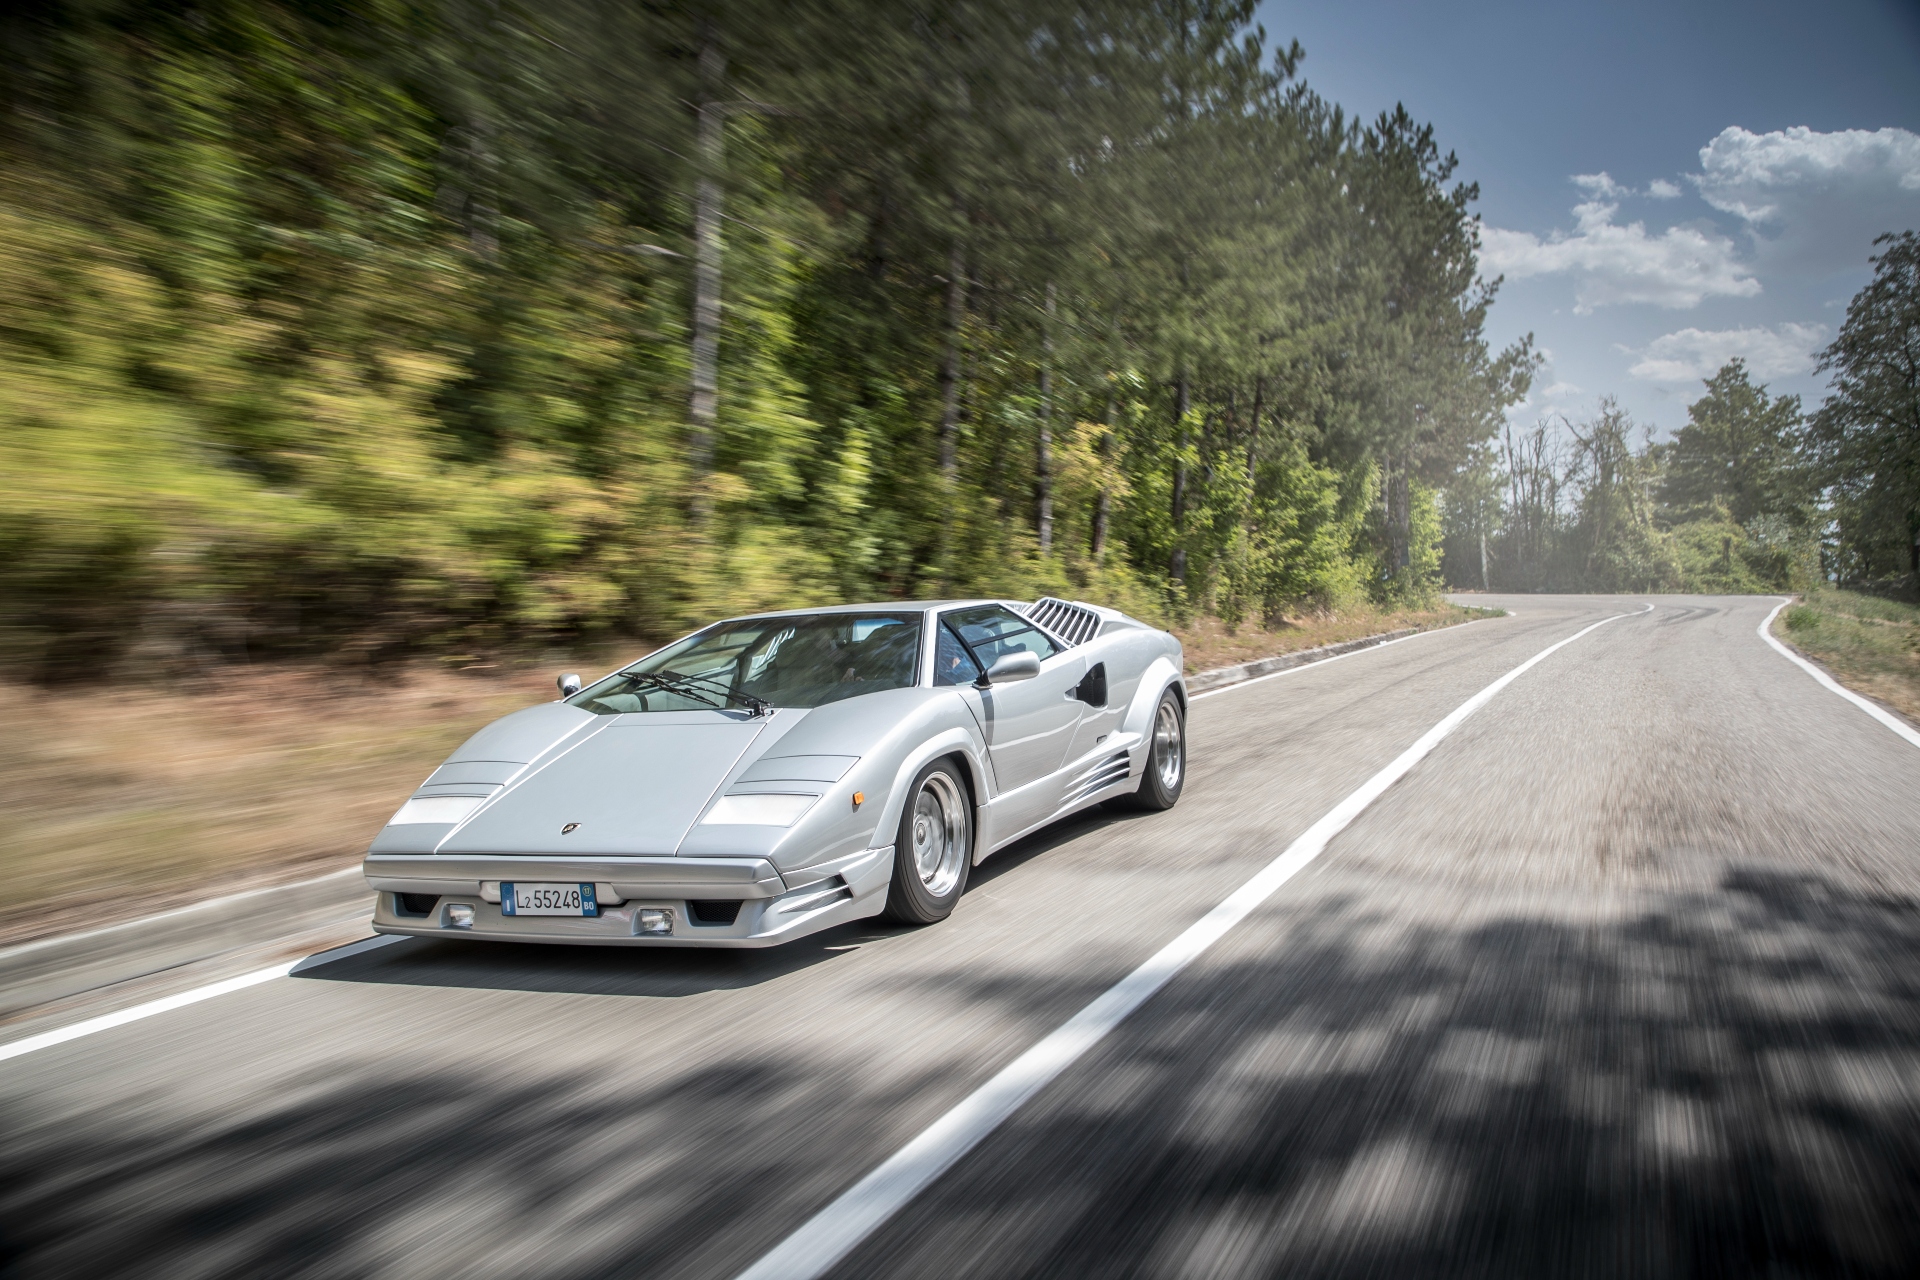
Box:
363;850;890;948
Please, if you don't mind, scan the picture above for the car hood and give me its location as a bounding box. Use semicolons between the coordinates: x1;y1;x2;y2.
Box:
438;713;773;856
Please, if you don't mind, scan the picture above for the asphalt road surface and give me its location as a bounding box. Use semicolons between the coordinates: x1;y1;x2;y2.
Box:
5;594;1920;1279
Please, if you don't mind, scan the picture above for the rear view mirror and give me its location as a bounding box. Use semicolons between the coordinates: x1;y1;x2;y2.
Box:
557;672;582;697
977;651;1041;686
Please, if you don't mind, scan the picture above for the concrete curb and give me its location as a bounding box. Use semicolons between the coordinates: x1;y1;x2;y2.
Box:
1184;627;1421;695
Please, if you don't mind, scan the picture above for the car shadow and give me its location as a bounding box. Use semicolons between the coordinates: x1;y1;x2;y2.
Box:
293;918;899;998
967;800;1143;889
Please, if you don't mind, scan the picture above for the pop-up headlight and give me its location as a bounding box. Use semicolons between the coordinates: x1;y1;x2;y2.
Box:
700;793;818;827
388;795;486;826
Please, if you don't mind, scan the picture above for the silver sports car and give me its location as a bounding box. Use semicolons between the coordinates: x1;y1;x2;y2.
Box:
362;597;1186;947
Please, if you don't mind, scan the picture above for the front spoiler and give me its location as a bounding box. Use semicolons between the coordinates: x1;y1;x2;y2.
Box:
363;848;892;948
363;853;788;901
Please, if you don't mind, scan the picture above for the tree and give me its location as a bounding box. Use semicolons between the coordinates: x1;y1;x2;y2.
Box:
1661;359;1805;528
1812;230;1920;580
1330;105;1536;594
0;0;1540;674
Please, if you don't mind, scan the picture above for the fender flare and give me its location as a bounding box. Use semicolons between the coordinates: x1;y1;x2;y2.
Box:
1122;654;1187;740
869;726;991;870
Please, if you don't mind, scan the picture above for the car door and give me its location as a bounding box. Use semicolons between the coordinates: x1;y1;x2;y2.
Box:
937;605;1086;825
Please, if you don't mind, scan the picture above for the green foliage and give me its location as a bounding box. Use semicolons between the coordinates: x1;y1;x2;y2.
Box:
1811;231;1920;585
1;0;1527;676
1446;371;1827;596
1662;360;1807;528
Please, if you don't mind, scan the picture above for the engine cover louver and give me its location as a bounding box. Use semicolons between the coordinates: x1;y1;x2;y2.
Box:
1021;596;1102;648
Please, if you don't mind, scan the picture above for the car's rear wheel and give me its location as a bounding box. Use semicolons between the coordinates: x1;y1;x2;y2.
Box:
883;759;973;924
1123;689;1185;811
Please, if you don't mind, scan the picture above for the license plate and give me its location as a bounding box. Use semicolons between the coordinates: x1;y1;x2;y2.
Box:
501;882;598;917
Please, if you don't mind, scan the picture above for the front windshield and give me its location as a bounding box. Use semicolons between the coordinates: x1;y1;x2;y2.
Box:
568;612;923;714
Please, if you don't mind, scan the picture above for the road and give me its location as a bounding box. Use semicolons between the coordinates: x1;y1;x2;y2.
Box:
4;594;1920;1278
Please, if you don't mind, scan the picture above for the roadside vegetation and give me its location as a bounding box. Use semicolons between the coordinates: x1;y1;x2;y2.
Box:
0;664;548;948
1775;589;1920;725
0;0;1536;689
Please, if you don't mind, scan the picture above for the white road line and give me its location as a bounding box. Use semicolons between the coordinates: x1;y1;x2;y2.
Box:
0;866;364;965
1760;598;1920;751
735;605;1643;1280
0;934;406;1066
1190;616;1497;702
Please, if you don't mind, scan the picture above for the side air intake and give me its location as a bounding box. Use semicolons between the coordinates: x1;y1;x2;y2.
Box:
1063;751;1132;805
1022;597;1102;648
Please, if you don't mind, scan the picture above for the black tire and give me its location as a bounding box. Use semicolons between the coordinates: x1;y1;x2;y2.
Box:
882;759;974;924
1123;688;1186;811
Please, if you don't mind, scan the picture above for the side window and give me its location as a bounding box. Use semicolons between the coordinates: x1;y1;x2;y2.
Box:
946;605;1061;668
932;622;984;686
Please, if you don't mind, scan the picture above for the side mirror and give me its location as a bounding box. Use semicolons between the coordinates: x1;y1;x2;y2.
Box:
977;651;1041;686
557;672;582;697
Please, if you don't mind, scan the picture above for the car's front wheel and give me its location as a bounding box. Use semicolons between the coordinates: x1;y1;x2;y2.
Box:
882;759;973;924
1123;688;1185;811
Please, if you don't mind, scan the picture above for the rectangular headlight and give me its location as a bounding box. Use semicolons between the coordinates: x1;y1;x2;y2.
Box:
389;795;485;826
701;793;818;826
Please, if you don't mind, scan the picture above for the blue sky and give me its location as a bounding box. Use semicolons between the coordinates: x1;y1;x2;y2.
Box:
1255;0;1920;436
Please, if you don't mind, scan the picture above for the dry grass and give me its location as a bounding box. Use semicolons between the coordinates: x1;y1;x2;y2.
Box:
0;661;587;948
0;604;1484;949
1775;589;1920;725
1173;601;1490;675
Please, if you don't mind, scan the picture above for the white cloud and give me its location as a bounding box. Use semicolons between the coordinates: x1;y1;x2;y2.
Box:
1627;322;1828;383
1572;172;1683;200
1572;172;1631;199
1482;195;1759;311
1694;126;1920;273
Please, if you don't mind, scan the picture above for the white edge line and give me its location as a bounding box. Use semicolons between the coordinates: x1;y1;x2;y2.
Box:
1190;614;1501;702
0;934;406;1066
733;604;1644;1280
1759;597;1920;751
0;866;365;965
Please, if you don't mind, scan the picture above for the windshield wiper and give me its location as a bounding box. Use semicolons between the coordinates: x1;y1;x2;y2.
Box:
616;669;770;717
662;669;773;717
611;670;722;709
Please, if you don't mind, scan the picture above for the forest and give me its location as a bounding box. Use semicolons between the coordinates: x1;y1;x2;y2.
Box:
1;0;1914;684
1446;232;1920;601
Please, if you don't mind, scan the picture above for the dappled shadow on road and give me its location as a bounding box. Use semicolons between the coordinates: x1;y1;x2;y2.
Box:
835;864;1920;1279
0;1023;992;1279
4;865;1918;1279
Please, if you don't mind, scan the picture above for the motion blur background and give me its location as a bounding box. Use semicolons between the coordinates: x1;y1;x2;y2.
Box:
0;0;1916;942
